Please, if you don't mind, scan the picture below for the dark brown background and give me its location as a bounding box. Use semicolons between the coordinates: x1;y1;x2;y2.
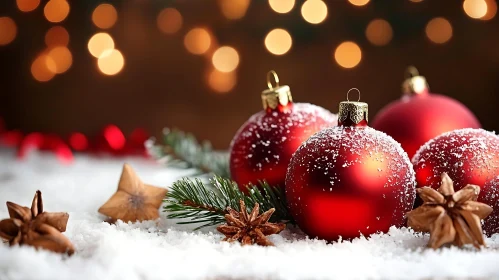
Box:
1;0;498;149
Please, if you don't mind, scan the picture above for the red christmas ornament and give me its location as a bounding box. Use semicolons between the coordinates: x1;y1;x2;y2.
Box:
17;133;74;163
0;130;23;147
42;134;73;163
372;66;481;159
17;132;44;159
126;128;150;156
286;90;416;241
412;128;499;235
229;71;337;191
69;132;89;151
103;125;126;151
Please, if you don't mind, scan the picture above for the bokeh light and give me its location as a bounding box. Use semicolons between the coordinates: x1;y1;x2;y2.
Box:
88;33;115;58
47;46;72;74
31;53;56;82
269;0;295;14
69;132;88;151
0;17;17;46
208;69;237;93
409;0;424;2
334;41;362;69
463;0;488;19
44;0;70;23
184;28;212;55
365;19;393;46
103;125;125;150
45;26;69;47
92;3;118;29
301;0;328;24
425;17;453;44
157;8;183;34
98;49;125;76
16;0;40;12
348;0;370;6
212;46;240;73
482;0;497;20
264;28;292;55
218;0;250;20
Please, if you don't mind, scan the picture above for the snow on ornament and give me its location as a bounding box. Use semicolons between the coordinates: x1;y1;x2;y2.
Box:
229;71;337;192
412;128;499;235
286;89;416;241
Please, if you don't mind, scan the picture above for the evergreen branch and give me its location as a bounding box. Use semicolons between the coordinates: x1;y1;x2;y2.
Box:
164;175;293;229
146;128;230;177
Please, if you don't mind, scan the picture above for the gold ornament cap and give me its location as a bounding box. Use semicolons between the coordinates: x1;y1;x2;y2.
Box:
402;66;429;95
261;70;293;110
338;88;368;126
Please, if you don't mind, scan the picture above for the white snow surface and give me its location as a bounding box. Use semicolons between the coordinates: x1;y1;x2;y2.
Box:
1;150;499;280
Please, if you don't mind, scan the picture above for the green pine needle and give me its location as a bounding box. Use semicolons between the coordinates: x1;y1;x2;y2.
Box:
146;128;230;177
164;175;292;230
149;128;292;229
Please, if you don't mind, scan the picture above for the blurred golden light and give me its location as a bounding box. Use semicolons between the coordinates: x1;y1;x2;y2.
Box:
264;28;292;55
16;0;40;12
334;41;362;69
365;19;393;46
212;46;240;73
88;33;115;58
208;69;237;93
31;53;56;82
425;17;453;44
409;0;424;2
47;46;72;74
463;0;488;18
92;3;117;29
301;0;328;24
184;28;211;55
157;8;183;34
44;0;70;23
98;49;124;76
218;0;250;20
0;17;17;46
268;0;295;13
348;0;370;6
45;26;69;47
482;0;497;20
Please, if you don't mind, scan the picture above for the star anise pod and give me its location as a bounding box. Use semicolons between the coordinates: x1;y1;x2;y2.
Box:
0;190;75;255
217;200;285;246
407;173;493;249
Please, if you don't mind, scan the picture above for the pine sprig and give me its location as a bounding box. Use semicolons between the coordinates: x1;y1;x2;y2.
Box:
146;128;230;177
164;175;292;229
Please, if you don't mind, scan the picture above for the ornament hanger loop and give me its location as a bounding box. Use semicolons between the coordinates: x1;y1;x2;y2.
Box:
406;66;420;78
267;70;280;89
346;88;361;102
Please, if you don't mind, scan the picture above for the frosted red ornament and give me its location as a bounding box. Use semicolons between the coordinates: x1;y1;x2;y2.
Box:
229;71;337;191
286;90;416;241
412;128;499;235
372;66;481;159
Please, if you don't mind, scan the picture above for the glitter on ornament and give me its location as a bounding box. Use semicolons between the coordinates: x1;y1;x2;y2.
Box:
286;89;415;241
412;128;499;235
229;71;337;191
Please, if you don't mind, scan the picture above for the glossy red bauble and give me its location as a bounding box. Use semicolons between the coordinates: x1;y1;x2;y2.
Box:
286;100;415;241
412;128;499;235
230;103;337;191
372;68;480;159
